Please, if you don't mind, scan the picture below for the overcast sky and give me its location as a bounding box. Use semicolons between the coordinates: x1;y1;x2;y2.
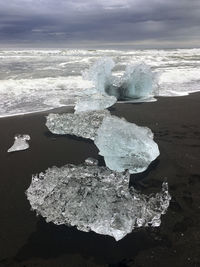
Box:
0;0;200;49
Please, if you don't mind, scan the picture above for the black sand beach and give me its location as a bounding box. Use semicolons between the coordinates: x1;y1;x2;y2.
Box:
0;93;200;267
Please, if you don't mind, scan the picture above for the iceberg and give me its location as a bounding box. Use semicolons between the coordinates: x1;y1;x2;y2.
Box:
46;110;110;140
74;93;117;113
83;58;156;100
7;134;30;152
26;158;171;241
94;116;160;173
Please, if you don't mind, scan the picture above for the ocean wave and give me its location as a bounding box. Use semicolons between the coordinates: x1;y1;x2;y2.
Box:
0;76;92;117
0;48;200;117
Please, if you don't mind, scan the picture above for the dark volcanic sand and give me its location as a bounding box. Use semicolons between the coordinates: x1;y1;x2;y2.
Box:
0;93;199;267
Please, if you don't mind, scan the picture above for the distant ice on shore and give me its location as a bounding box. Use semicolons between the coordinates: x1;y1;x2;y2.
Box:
0;48;200;117
83;57;156;100
74;93;117;113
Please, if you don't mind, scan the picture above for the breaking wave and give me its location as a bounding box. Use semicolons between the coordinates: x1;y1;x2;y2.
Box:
0;77;92;117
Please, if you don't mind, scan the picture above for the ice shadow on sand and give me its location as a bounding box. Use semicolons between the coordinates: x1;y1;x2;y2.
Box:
129;158;161;190
44;131;94;144
14;218;171;265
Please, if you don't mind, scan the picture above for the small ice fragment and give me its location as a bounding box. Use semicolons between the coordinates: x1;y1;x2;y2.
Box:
94;116;160;173
26;159;171;241
7;134;30;152
85;157;98;166
74;93;117;113
46;110;111;140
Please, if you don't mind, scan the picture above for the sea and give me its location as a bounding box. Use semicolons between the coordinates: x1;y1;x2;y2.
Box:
0;48;200;117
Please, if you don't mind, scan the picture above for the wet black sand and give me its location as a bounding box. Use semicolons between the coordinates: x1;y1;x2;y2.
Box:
0;93;200;267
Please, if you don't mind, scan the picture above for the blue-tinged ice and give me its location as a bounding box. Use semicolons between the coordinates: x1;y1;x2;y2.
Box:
7;134;30;152
82;57;115;93
94;116;159;173
117;63;155;99
83;58;156;100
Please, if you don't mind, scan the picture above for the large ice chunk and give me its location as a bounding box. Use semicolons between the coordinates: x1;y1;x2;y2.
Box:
26;158;171;241
7;134;30;152
74;93;117;113
83;58;156;100
94;116;160;173
46;110;110;140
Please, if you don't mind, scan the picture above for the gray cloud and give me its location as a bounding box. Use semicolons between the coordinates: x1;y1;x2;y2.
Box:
0;0;200;48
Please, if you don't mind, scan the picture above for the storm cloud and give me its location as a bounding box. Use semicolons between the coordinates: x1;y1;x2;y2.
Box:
0;0;200;48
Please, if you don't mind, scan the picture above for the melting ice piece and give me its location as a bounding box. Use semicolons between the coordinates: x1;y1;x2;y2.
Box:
94;116;160;173
74;93;117;113
46;110;110;140
82;57;115;93
83;58;156;100
26;158;171;241
7;134;30;153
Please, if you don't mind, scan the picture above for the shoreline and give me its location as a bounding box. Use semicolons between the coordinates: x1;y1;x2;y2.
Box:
0;91;200;120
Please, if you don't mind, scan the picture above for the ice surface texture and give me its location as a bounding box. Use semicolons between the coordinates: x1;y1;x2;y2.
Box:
117;63;155;99
82;57;115;93
74;93;117;113
46;110;110;140
7;134;30;152
94;116;160;173
26;158;171;241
